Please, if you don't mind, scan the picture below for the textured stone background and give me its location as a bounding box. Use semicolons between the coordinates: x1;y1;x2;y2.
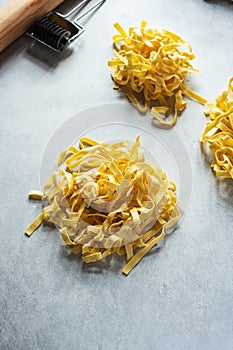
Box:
0;0;233;349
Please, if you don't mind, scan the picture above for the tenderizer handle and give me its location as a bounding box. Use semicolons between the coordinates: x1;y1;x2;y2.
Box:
0;0;66;53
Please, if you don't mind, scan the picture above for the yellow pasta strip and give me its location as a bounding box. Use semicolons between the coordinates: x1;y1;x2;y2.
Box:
60;227;77;246
181;85;207;105
57;149;69;167
79;137;100;149
83;252;102;263
71;245;82;255
113;22;128;39
125;243;134;261
108;21;206;126
25;213;44;237
28;190;43;200
122;230;165;276
143;221;162;243
151;106;178;126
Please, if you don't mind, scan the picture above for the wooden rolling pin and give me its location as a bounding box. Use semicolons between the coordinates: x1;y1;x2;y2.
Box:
0;0;66;53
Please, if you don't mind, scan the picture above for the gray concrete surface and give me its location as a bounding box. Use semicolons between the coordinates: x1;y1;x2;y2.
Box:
1;0;233;349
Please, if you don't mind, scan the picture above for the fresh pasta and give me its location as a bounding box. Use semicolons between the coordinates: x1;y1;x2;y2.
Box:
26;136;181;275
200;77;233;178
108;21;206;126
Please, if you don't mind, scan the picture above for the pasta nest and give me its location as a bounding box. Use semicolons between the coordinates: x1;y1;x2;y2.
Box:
201;77;233;178
26;136;180;275
108;21;206;125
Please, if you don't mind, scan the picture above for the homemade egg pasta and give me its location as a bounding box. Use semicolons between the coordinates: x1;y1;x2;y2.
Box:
26;136;180;275
201;77;233;178
108;21;206;125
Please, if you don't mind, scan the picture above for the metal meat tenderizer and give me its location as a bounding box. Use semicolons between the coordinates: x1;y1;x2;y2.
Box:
27;0;105;52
